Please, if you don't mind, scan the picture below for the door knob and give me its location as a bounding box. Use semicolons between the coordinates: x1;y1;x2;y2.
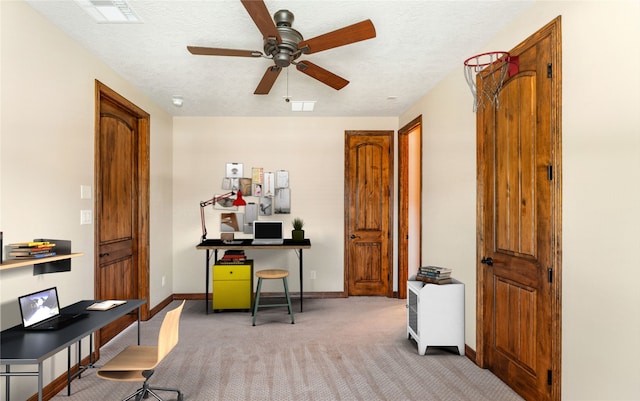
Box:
350;234;360;239
481;257;493;266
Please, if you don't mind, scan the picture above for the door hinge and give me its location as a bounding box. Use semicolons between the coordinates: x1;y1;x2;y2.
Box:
548;267;553;283
547;369;552;385
547;165;553;181
547;63;552;78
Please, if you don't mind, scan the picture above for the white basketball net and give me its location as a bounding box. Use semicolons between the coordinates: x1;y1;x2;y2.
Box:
464;52;511;112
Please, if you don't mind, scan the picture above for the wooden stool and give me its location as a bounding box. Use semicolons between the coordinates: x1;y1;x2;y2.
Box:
252;269;295;326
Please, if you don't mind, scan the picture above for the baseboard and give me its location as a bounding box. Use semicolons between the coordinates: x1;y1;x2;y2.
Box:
465;345;477;364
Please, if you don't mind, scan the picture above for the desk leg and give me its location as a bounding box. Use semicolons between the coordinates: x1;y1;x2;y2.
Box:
137;307;141;345
205;249;209;314
38;362;43;401
299;249;304;312
205;249;217;314
67;346;71;395
5;365;9;401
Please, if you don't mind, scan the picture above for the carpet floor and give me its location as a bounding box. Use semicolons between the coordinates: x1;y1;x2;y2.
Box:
52;298;524;401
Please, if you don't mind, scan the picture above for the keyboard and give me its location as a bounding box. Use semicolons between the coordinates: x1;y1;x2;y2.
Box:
26;313;89;331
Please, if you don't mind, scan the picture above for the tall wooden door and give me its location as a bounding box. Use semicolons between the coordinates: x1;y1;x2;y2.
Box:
477;18;561;401
95;81;150;349
345;131;393;296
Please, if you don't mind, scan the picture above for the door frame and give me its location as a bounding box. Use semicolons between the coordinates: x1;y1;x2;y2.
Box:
398;116;422;299
94;81;151;321
475;17;562;400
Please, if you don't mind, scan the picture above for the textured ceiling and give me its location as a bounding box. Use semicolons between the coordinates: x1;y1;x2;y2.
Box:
25;0;534;117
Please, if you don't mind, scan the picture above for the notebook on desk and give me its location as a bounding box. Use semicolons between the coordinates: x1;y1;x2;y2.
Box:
18;287;88;331
251;221;284;245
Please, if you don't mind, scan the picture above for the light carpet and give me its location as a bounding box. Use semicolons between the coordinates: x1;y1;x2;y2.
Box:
52;298;524;401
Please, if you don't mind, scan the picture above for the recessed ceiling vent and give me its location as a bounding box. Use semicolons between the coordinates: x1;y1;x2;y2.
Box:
76;0;142;23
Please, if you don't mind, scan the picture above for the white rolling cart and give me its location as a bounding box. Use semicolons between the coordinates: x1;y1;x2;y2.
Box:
407;279;465;356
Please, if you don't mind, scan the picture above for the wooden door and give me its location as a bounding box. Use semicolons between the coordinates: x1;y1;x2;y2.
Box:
477;18;562;401
345;131;393;296
95;81;150;348
398;117;422;299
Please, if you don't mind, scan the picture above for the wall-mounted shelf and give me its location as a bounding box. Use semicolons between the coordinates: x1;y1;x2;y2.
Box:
0;239;82;274
0;253;84;271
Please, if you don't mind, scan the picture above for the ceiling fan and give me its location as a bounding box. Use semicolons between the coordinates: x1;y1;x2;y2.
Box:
187;0;376;95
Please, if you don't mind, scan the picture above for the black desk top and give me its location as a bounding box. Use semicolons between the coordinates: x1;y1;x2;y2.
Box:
196;238;311;250
0;299;145;364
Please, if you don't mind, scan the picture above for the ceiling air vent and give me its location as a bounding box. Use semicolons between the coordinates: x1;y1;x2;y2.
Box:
76;0;142;23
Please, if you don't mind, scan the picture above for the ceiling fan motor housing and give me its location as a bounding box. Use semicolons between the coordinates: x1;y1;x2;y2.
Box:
264;10;303;67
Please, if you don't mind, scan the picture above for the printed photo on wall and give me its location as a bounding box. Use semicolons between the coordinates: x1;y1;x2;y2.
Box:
213;194;238;210
275;170;289;188
221;177;232;190
259;196;273;216
239;178;252;196
253;183;263;197
263;172;275;197
221;213;244;232
252;167;263;184
274;188;291;214
226;163;243;178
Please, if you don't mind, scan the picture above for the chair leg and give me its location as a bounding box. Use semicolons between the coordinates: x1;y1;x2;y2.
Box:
252;278;263;326
147;386;184;401
282;276;295;324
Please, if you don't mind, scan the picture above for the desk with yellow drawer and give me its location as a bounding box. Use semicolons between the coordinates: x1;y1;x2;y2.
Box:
212;260;253;311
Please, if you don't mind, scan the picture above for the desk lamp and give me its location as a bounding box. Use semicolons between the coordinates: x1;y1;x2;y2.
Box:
200;190;247;242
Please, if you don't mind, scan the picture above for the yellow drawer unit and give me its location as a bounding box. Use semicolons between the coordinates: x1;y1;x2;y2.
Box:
212;261;253;311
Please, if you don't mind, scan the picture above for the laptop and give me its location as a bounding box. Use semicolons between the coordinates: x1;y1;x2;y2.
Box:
252;221;284;245
18;287;88;331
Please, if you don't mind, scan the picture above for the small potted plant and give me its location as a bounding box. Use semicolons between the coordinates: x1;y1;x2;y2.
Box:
292;217;305;241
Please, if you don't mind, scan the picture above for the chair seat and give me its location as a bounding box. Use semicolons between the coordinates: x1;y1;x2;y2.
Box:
97;345;159;382
256;269;289;279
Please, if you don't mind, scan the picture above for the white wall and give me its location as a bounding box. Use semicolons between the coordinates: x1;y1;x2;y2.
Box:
0;2;173;399
172;117;397;295
400;1;640;400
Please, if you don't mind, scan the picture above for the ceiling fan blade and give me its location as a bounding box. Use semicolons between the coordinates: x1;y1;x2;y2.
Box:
187;46;262;58
240;0;281;43
296;61;349;90
298;19;376;54
254;66;282;95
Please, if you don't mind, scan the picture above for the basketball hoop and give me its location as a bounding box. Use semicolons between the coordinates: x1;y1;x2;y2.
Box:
464;51;519;112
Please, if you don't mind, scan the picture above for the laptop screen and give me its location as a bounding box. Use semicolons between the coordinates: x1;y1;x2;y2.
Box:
18;287;61;328
253;221;283;240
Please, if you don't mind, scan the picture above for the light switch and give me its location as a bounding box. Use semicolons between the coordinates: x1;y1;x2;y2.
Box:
81;185;92;200
80;210;92;225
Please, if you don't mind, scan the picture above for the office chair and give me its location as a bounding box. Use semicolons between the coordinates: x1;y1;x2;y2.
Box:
97;300;185;401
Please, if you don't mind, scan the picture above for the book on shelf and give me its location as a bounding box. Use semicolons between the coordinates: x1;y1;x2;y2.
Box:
419;265;452;274
11;252;57;259
86;300;127;311
415;275;452;285
418;271;451;278
9;241;56;249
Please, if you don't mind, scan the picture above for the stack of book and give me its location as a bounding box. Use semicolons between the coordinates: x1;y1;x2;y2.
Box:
9;241;57;259
416;265;452;284
218;250;247;264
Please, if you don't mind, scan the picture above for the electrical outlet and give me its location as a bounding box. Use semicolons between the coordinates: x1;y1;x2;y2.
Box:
310;270;317;280
162;276;166;287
